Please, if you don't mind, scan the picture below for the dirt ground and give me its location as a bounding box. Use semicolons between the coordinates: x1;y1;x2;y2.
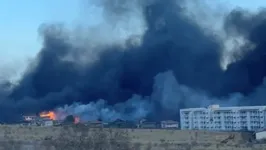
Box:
0;125;264;150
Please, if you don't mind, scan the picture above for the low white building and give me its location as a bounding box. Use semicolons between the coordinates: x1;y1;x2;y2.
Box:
42;120;53;126
23;115;37;121
161;120;179;129
180;104;266;131
255;131;266;140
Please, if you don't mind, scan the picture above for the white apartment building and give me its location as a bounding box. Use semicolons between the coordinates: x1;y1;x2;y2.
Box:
180;104;266;131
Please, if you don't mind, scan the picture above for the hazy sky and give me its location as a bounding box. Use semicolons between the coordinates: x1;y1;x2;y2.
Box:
0;0;80;59
0;0;266;80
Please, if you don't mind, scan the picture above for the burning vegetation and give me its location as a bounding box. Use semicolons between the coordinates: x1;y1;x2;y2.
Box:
74;116;80;124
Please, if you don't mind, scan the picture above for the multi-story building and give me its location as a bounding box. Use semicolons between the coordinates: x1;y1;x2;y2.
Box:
180;104;266;131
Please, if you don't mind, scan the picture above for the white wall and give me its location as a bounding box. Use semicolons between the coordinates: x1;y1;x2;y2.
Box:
256;131;266;140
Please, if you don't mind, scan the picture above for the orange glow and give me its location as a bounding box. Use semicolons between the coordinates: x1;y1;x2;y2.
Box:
40;111;56;120
74;116;80;124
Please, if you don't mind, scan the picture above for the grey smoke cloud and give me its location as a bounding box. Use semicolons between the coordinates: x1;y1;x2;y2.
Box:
56;94;152;122
1;0;266;122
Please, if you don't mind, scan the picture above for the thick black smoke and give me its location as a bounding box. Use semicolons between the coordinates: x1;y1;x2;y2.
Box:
1;0;266;122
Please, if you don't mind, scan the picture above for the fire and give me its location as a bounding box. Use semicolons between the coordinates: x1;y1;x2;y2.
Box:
40;110;80;124
74;116;80;124
40;111;56;120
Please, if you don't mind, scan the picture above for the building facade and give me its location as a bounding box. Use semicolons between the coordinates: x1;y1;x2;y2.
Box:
180;105;266;131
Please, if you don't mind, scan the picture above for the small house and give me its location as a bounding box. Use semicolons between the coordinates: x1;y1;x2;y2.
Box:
108;119;136;128
161;120;179;129
85;121;104;128
256;130;266;140
23;115;37;122
38;117;54;126
42;120;53;126
139;121;158;129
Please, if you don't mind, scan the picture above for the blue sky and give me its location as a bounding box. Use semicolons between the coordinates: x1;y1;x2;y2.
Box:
0;0;81;61
0;0;266;68
226;0;266;9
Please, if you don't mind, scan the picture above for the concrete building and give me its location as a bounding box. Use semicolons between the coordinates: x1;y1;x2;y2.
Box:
180;104;266;131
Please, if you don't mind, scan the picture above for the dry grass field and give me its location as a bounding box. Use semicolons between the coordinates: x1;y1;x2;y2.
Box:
0;125;265;150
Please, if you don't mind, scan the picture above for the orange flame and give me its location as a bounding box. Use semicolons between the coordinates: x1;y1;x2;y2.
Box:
74;116;80;124
40;111;56;120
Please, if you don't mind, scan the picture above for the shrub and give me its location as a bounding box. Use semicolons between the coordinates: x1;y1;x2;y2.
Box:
42;126;134;150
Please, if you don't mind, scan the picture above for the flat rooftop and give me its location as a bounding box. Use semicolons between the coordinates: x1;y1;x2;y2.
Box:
180;104;266;112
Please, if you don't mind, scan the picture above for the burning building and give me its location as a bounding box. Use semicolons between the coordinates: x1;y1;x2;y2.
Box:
38;111;80;125
39;111;56;120
22;111;63;126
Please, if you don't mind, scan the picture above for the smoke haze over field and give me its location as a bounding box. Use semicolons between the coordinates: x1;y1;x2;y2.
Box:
1;0;266;122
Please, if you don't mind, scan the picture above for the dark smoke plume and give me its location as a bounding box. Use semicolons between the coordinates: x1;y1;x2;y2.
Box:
1;0;266;122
